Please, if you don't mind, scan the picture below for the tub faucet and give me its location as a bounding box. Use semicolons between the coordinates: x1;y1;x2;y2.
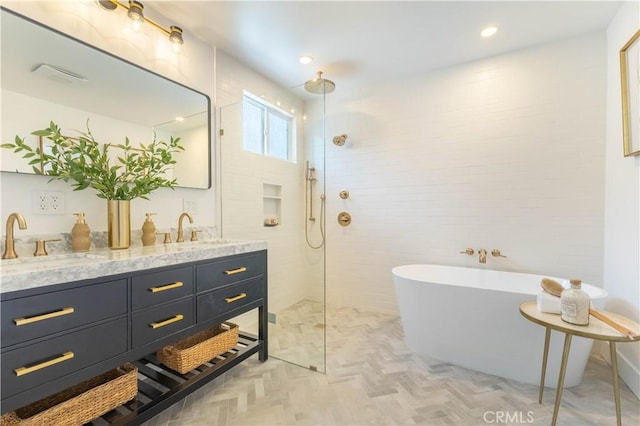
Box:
478;249;487;264
2;212;27;259
176;212;194;242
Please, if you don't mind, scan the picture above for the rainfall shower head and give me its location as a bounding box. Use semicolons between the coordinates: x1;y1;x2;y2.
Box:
304;71;335;95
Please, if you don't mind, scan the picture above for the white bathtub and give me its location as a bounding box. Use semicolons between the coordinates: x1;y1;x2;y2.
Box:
392;264;607;387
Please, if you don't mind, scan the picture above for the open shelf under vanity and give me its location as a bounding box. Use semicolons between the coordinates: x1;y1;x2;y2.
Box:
89;333;261;426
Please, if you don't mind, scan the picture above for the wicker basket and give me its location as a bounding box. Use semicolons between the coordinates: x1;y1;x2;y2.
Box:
157;322;239;374
0;363;137;426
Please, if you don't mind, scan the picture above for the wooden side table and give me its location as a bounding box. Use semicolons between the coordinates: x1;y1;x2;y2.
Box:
520;301;640;426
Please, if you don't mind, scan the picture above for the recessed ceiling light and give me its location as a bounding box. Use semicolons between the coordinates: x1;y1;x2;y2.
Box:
481;26;498;38
299;56;313;64
175;116;184;122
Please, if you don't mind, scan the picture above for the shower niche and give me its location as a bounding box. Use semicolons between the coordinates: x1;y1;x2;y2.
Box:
263;183;281;226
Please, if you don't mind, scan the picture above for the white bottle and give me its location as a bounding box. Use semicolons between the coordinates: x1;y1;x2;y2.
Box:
561;279;590;325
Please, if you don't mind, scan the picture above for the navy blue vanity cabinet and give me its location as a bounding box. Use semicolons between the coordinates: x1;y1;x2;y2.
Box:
196;251;266;292
1;279;127;348
131;298;195;347
0;277;129;413
0;249;268;425
1;317;128;399
131;266;194;310
197;276;266;323
195;251;269;362
131;265;195;348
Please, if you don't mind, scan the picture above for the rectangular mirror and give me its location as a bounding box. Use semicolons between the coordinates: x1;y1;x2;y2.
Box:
0;7;211;189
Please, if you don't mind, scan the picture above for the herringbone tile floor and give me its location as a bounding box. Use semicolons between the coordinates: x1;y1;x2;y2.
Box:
144;303;640;426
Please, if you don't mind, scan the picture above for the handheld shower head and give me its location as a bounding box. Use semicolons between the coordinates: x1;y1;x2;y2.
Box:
305;161;316;181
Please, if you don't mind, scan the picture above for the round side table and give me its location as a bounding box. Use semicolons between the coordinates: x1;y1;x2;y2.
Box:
520;301;640;426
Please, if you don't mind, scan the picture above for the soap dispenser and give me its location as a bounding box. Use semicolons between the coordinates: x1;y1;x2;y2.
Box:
71;212;91;252
141;213;157;246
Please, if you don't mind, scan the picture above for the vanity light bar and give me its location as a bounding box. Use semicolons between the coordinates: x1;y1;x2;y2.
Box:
97;0;184;46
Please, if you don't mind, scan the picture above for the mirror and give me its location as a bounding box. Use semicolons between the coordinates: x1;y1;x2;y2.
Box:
0;7;211;189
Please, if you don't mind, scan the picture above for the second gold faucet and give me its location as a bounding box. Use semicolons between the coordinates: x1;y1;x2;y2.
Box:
176;212;194;243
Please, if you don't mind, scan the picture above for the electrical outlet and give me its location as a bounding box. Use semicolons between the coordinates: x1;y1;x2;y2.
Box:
183;198;198;216
32;191;65;215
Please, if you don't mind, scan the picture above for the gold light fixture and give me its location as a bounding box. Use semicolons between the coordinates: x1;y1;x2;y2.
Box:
127;0;144;29
97;0;184;47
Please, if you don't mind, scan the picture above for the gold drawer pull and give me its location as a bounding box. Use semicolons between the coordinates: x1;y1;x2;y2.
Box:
225;293;247;303
15;352;74;377
149;281;184;293
150;314;184;329
224;267;247;275
14;307;75;326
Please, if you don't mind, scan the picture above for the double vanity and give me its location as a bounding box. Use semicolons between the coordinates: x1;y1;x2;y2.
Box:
0;240;268;425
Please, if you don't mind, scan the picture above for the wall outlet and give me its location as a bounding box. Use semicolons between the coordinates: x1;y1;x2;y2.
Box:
183;198;198;216
32;191;65;215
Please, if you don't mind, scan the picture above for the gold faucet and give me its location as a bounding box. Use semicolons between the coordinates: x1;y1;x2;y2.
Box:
2;212;28;259
478;248;487;264
176;212;194;242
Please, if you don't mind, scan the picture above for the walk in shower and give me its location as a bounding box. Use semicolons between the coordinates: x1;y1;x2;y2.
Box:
218;71;332;372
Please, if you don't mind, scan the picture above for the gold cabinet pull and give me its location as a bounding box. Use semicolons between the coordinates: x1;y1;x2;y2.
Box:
149;281;184;293
150;314;184;329
225;293;247;303
14;307;75;326
15;352;74;377
224;267;247;275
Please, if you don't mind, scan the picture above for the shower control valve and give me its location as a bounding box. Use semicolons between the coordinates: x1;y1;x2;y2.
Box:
339;189;350;199
337;212;352;227
491;249;507;258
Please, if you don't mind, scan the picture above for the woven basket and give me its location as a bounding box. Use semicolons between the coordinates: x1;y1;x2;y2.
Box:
0;363;137;426
157;322;239;374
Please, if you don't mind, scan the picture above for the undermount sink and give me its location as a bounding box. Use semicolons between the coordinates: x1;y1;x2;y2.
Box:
182;239;235;245
164;239;237;251
0;253;107;274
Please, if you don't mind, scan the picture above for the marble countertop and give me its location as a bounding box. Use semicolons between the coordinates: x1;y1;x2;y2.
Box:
0;239;267;294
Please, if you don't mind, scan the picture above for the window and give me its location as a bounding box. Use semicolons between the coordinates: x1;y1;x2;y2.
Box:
242;92;295;161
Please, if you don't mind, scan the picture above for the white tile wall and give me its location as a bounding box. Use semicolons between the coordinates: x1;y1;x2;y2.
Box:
325;32;607;315
216;52;323;315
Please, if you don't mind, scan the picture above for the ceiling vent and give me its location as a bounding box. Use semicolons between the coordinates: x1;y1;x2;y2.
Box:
32;64;88;85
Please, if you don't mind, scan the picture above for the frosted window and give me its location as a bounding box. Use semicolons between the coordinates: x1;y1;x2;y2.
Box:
242;99;264;154
267;112;288;160
242;93;294;161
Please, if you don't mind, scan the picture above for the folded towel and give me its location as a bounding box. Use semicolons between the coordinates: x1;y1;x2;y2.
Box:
537;291;561;314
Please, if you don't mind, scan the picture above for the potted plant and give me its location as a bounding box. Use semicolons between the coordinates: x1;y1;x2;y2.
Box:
2;121;184;249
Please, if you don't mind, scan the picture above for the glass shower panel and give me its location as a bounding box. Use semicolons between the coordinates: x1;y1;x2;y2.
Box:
219;84;326;372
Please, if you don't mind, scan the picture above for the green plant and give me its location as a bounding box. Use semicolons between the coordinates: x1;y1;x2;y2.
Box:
2;121;184;200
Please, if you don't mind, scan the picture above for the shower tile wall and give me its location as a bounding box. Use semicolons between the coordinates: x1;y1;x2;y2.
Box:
325;32;607;315
216;51;313;317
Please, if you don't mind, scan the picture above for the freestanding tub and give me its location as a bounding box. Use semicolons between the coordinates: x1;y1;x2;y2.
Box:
392;264;607;387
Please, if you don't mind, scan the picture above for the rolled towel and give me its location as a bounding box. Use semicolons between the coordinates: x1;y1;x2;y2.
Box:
537;291;561;314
